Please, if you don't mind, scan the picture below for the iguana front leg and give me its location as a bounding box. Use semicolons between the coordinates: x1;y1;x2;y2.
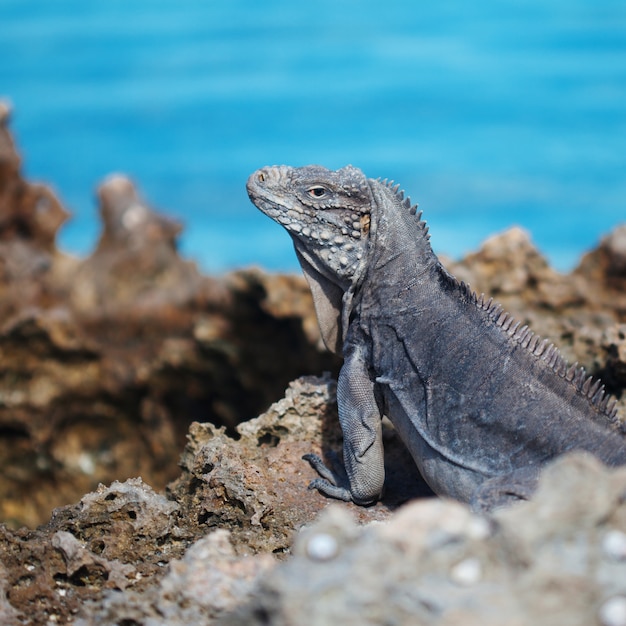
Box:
304;344;385;505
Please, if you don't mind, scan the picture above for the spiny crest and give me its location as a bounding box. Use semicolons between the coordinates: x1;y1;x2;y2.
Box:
458;282;620;424
378;178;428;237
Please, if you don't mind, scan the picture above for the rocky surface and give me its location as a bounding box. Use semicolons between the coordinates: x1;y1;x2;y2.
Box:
0;376;419;625
4;377;624;626
0;101;625;624
0;104;338;529
229;453;626;626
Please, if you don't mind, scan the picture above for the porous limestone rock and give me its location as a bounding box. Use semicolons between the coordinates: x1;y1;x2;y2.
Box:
228;453;626;626
0;100;624;625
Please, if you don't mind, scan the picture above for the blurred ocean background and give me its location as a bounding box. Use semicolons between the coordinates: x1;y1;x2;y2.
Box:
1;0;625;273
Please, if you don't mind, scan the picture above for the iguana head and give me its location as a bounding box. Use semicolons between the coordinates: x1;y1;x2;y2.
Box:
247;165;373;283
247;164;374;353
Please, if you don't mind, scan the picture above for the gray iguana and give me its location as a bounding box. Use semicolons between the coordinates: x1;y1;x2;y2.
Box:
247;164;626;510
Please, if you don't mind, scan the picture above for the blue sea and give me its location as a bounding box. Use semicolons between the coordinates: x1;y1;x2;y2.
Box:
1;1;625;273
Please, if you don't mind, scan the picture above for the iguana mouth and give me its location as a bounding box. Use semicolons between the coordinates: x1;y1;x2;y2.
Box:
247;168;310;220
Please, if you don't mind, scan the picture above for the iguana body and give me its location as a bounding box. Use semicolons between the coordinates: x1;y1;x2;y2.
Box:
247;165;625;510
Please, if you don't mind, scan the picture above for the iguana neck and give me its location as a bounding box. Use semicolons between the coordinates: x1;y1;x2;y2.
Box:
361;180;445;304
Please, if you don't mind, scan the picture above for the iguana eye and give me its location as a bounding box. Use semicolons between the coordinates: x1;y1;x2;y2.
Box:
307;186;328;198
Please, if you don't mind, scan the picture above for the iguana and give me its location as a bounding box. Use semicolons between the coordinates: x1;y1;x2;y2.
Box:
247;164;626;510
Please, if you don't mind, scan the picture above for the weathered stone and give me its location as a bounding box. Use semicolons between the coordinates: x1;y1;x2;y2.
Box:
601;324;626;391
0;476;189;624
0;375;422;624
228;454;626;626
448;227;585;310
0;101;624;625
0;101;73;322
166;375;420;555
0;108;340;529
69;174;202;315
75;531;276;626
575;224;626;316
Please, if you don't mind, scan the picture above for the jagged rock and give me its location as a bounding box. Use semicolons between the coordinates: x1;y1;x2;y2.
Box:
580;224;626;280
228;453;626;626
0;563;21;626
0;102;70;253
604;225;626;276
0;101;625;625
166;374;420;554
0;477;188;624
69;174;203;315
75;530;276;626
0;375;420;624
575;224;626;316
0;102;73;319
52;531;136;590
601;324;626;391
0;305;186;528
0;373;625;624
447;227;585;310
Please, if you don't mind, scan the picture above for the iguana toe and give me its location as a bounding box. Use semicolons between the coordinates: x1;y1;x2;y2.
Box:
302;453;338;484
303;453;354;501
307;478;353;502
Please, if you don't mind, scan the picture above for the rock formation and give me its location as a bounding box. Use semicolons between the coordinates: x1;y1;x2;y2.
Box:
0;103;338;529
0;101;624;624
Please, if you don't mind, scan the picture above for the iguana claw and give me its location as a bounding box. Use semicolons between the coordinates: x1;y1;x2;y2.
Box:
302;453;352;501
307;478;353;502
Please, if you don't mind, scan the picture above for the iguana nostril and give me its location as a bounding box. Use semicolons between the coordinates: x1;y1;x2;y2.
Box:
258;172;266;183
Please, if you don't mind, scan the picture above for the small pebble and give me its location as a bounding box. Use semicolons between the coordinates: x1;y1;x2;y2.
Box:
467;517;491;541
306;533;339;561
599;596;626;626
450;557;482;586
603;530;626;561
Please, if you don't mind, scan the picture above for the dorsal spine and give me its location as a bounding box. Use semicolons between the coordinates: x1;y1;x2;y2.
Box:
382;176;620;425
460;280;620;422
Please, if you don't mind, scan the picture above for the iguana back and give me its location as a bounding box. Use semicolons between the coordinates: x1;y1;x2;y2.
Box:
247;164;625;509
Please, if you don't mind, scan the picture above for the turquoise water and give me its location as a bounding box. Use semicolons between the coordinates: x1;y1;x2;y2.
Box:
1;0;625;272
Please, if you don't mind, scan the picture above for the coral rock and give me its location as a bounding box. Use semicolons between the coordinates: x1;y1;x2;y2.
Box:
229;454;626;626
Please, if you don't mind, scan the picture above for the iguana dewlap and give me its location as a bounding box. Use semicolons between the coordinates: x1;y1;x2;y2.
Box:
247;164;625;510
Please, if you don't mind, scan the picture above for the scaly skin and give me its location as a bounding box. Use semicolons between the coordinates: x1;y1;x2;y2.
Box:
247;164;625;511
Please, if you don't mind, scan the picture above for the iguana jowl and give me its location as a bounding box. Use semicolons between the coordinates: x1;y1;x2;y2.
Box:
247;164;626;510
